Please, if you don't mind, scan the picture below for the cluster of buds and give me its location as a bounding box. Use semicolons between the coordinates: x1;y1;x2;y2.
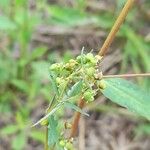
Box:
49;52;105;103
59;139;74;150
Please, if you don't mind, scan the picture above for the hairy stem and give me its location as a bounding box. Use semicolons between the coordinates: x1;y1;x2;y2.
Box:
98;0;135;56
103;73;150;78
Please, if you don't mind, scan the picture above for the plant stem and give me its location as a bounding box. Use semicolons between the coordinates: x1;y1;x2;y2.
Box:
70;99;85;138
98;0;135;56
45;127;48;150
69;0;135;139
103;73;150;78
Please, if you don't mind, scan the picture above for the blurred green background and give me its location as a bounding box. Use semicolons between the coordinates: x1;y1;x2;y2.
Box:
0;0;150;150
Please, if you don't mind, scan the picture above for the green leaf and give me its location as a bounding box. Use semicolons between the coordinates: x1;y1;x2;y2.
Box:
64;102;89;116
12;132;26;150
31;47;47;60
48;5;92;27
49;73;59;96
29;130;45;143
101;78;150;120
32;61;50;81
32;102;64;127
135;124;150;136
48;116;59;146
11;79;29;93
1;125;19;135
0;15;16;30
0;0;10;7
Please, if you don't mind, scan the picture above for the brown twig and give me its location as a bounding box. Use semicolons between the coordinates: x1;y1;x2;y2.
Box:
103;73;150;78
98;0;135;56
69;0;135;139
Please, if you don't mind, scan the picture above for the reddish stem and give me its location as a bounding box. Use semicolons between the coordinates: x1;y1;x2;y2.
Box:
70;99;85;138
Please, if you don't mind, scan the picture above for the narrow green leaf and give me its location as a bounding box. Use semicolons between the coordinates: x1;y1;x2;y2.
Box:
29;130;45;143
12;132;26;150
32;61;49;81
31;47;47;60
1;125;19;135
48;116;59;146
48;5;89;27
49;73;59;96
101;78;150;120
32;102;64;127
10;79;29;93
64;102;89;116
0;15;16;30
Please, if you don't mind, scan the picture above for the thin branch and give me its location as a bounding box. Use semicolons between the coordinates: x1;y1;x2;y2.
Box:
103;73;150;78
98;0;135;56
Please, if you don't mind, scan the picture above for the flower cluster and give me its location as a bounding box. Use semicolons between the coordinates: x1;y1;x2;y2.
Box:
49;52;105;103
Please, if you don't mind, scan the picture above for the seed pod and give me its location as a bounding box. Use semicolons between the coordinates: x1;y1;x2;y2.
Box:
86;53;97;65
64;122;72;129
59;140;66;147
49;63;63;72
98;80;106;89
56;77;62;85
83;90;95;102
86;67;95;77
69;59;77;65
65;142;74;150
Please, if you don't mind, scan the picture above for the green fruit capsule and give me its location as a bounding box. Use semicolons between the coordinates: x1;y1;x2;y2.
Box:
69;59;77;65
98;80;106;89
56;77;62;84
76;55;82;63
49;63;63;72
65;142;74;150
59;140;66;147
49;64;58;71
86;67;95;77
86;53;97;64
64;122;72;129
83;90;94;102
